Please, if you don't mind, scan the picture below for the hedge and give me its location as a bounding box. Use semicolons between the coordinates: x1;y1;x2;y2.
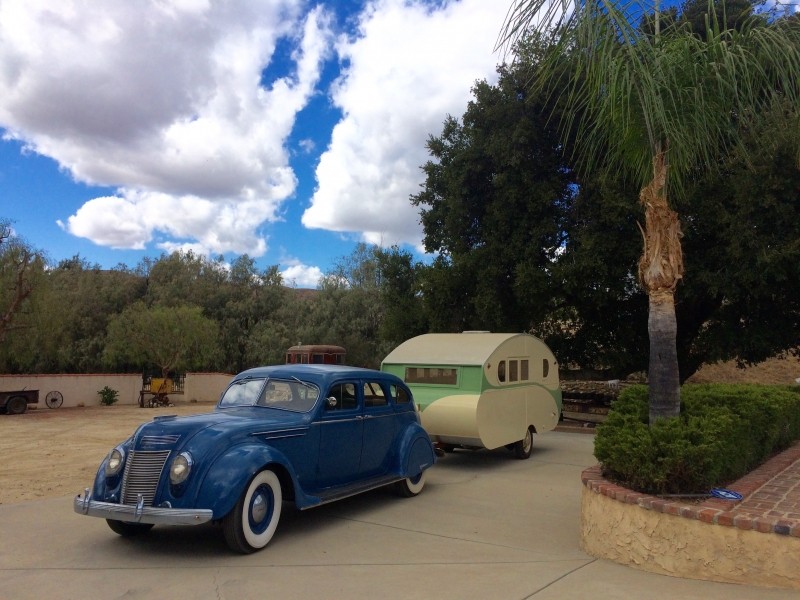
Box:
593;384;800;495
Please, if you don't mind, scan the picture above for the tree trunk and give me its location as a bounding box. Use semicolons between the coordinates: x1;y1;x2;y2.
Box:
647;290;681;421
638;150;683;424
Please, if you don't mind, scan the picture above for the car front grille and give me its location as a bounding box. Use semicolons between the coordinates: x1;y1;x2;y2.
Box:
121;450;171;506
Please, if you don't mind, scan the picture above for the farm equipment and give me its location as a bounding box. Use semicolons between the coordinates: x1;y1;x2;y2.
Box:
139;373;185;408
0;389;39;415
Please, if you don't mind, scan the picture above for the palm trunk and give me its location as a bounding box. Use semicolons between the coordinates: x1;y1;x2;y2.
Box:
638;150;683;424
647;290;681;421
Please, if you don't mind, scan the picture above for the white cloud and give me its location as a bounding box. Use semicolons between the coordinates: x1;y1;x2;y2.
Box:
0;0;333;257
298;138;316;153
302;0;503;248
281;262;323;288
0;0;506;264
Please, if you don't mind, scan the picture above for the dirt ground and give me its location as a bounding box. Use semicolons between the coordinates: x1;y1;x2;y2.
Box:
1;356;797;506
0;402;216;505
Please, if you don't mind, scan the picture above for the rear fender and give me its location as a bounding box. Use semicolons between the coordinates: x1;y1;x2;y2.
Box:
396;422;436;478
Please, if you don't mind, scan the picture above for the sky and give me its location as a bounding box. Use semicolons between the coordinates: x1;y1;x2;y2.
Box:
0;0;510;288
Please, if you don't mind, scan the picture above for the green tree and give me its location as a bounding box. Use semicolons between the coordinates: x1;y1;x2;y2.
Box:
104;302;220;376
375;246;428;346
294;244;392;368
43;257;146;372
220;257;288;372
0;221;46;345
411;64;572;333
675;118;800;376
142;251;229;312
500;0;800;422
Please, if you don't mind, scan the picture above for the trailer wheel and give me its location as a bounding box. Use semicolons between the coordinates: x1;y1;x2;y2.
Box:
513;427;534;459
6;396;27;415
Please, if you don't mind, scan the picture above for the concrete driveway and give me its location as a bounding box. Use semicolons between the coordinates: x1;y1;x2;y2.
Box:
0;432;794;599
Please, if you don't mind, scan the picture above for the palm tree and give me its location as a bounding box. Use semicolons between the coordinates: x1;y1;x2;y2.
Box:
499;0;800;423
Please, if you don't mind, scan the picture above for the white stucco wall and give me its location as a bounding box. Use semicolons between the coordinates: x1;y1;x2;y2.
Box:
0;373;233;407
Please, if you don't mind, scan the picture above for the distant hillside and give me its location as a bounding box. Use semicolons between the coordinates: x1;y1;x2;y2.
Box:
687;356;800;386
289;287;319;300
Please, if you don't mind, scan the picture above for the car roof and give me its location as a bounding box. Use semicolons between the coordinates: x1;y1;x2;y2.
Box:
232;364;403;388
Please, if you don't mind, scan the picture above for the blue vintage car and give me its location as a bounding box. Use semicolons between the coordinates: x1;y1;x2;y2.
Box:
74;365;436;553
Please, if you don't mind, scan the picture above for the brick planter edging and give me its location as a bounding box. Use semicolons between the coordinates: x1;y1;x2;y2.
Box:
581;441;800;538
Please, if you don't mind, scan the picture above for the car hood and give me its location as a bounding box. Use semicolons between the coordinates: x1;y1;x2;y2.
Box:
130;407;309;450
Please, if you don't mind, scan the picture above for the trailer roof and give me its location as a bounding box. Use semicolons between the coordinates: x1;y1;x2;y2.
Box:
381;333;532;366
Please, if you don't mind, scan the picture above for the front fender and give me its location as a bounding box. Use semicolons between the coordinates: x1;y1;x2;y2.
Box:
397;422;436;478
197;443;297;519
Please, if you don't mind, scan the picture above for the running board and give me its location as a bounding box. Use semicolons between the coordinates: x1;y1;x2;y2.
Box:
302;475;402;509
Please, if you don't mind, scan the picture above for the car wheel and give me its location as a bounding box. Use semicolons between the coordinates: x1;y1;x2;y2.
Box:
106;519;154;537
513;427;534;459
6;396;27;415
392;470;427;497
223;469;282;553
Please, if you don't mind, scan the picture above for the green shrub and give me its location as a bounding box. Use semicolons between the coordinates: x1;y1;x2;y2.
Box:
594;384;800;495
97;385;119;406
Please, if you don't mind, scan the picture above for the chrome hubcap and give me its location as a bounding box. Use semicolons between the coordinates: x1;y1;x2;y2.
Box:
251;493;267;524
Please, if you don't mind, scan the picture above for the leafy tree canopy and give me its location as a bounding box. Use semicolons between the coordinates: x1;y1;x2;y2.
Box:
0;220;47;344
104;302;220;377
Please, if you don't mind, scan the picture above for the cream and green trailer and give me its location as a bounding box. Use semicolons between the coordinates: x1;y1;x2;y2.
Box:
380;332;561;459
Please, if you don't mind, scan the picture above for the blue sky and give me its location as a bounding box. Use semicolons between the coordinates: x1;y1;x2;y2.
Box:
0;0;506;287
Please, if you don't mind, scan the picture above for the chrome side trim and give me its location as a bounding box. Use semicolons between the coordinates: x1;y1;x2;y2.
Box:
250;427;309;440
74;491;212;526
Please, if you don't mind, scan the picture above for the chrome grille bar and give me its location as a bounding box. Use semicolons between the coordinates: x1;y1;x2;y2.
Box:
121;450;170;506
140;435;180;448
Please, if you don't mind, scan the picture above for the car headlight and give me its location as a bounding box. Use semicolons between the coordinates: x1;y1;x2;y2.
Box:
105;448;125;477
169;452;193;485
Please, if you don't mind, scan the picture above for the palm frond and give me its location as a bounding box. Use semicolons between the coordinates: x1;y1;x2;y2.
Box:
500;0;800;193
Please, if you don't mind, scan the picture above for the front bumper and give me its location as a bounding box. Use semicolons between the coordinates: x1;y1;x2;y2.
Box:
74;489;213;526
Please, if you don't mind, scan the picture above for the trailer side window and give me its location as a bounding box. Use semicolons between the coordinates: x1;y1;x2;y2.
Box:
543;359;549;378
498;361;506;383
509;360;518;382
521;360;529;381
404;367;457;385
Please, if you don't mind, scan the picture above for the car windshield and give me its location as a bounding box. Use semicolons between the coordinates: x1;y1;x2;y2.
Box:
218;377;320;413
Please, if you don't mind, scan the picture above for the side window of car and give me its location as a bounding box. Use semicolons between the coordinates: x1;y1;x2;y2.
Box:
326;382;358;411
391;384;410;404
363;382;388;408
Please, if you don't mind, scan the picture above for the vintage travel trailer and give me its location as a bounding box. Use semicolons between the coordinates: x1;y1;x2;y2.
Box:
381;332;562;458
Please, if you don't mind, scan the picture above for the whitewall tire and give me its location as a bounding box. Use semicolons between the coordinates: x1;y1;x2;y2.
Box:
223;469;282;553
392;469;427;497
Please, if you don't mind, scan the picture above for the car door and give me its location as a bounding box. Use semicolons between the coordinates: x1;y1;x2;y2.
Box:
359;380;397;478
315;381;363;489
